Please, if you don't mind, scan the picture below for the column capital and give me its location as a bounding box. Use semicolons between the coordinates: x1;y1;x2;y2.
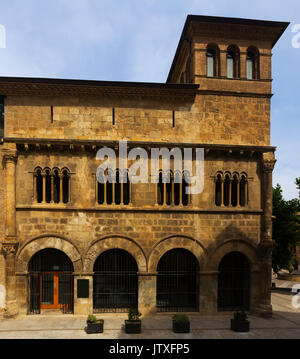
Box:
3;151;18;165
262;152;276;173
1;241;19;257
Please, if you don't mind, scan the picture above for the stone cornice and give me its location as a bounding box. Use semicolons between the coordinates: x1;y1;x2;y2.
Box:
5;137;276;154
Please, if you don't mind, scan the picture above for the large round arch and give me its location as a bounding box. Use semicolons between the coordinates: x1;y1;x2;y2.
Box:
16;235;82;272
156;248;199;312
217;251;250;311
93;249;138;313
28;248;74;314
84;236;147;273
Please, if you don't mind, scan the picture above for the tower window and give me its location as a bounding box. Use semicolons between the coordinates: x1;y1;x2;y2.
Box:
246;47;259;80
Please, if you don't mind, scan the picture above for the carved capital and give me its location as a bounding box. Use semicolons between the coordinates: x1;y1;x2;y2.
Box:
262;152;276;173
2;242;19;257
3;151;18;165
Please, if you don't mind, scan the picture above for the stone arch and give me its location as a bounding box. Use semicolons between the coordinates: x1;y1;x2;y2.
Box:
84;236;147;272
148;235;207;272
205;239;259;272
17;235;82;272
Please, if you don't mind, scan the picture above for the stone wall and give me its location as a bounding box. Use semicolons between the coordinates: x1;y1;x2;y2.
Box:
4;93;270;146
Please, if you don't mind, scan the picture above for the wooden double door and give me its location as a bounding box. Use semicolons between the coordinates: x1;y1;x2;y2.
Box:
40;272;69;309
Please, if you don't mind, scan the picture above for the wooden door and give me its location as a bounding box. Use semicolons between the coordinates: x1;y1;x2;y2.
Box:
40;272;63;309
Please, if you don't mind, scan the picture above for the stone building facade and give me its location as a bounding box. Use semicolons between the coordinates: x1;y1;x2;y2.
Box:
0;15;288;318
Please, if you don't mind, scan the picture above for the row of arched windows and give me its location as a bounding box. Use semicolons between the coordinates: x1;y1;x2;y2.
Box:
215;172;248;207
29;248;250;313
157;171;189;206
33;168;248;208
97;169;130;205
34;167;70;204
206;44;260;80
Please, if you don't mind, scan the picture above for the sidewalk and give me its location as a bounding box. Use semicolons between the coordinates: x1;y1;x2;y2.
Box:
0;291;299;339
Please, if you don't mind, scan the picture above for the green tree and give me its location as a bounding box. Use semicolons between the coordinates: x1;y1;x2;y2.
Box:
296;177;300;198
272;184;300;273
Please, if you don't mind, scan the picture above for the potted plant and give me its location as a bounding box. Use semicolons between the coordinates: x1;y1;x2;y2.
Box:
230;310;250;332
172;314;190;333
86;314;104;334
125;308;142;334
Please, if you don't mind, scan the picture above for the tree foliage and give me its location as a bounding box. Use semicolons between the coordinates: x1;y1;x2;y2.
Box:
272;183;300;273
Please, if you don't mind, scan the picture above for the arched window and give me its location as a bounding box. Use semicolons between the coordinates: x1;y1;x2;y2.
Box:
227;45;240;79
182;172;189;206
157;248;199;312
35;168;43;203
34;167;70;204
93;249;138;312
206;44;219;77
158;170;189;206
218;252;250;311
215;174;222;206
45;169;51;203
53;169;60;203
224;174;231;207
28;248;74;314
239;174;247;207
246;47;259;80
231;174;238;207
215;171;249;207
62;169;70;203
97;169;130;205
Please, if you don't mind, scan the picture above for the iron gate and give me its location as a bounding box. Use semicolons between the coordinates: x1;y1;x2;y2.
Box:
28;272;74;314
218;251;250;311
93;249;138;313
157;248;199;312
28;248;74;314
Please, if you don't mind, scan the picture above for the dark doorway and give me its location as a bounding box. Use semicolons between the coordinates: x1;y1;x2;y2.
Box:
156;248;199;312
218;251;250;311
93;249;138;313
28;248;74;314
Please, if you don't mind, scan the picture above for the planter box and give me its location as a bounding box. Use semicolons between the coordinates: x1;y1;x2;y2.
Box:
172;321;190;333
125;320;141;334
230;319;250;332
86;321;104;334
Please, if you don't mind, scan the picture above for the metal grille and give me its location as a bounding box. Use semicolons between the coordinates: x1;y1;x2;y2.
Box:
157;248;198;312
218;251;250;311
28;272;40;314
93;249;138;313
59;272;74;314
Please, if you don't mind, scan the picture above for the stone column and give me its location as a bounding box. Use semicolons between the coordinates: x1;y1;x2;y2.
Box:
4;152;17;237
257;152;276;317
199;271;218;314
2;150;18;318
73;273;93;315
138;272;157;315
2;242;19;318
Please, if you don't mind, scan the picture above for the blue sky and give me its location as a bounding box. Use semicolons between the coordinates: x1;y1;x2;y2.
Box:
0;0;299;200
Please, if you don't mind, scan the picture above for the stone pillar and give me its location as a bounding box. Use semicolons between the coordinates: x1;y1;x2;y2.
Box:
138;272;157;315
2;242;19;318
257;152;276;317
73;273;93;315
199;271;218;314
2;150;18;318
4;152;17;237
